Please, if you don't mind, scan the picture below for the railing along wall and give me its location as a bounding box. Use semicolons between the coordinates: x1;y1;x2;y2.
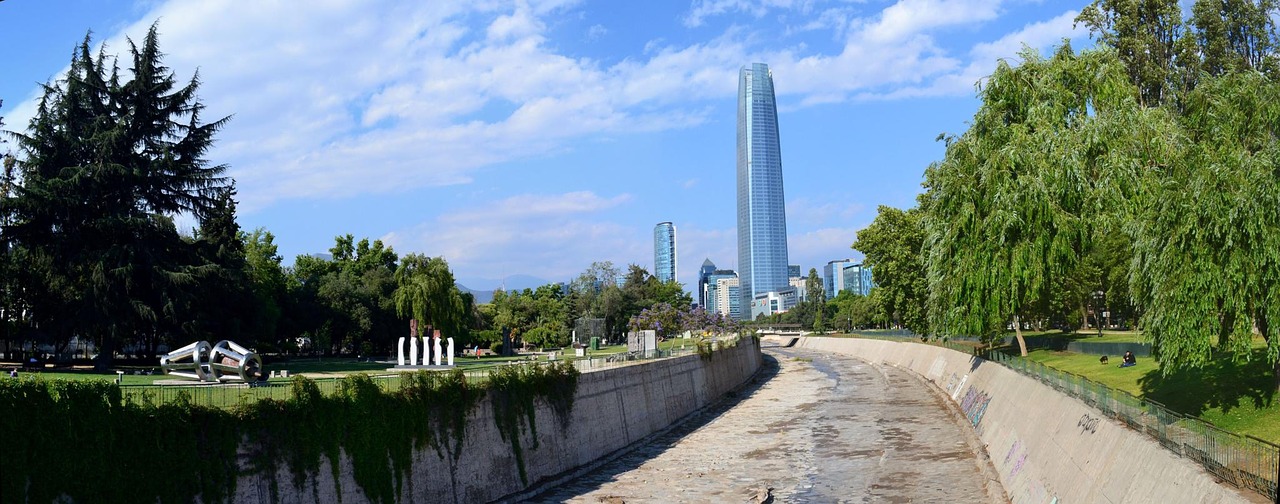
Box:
931;340;1279;503
116;346;698;411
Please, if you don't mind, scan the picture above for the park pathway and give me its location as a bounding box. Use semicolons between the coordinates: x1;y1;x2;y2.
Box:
531;345;1008;503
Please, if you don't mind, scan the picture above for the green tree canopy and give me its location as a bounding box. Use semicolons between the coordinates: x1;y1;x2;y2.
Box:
2;25;231;369
854;205;929;335
923;44;1160;355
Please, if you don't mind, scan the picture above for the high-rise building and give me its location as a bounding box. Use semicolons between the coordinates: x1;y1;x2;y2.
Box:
697;259;718;308
707;273;741;319
789;275;808;302
788;264;801;280
736;63;790;319
824;259;857;299
654;222;677;283
843;263;877;297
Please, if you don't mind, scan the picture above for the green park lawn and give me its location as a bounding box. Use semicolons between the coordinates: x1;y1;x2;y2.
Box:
0;338;697;394
1021;346;1280;444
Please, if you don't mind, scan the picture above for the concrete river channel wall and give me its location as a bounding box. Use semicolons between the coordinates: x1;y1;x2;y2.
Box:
795;336;1261;504
228;339;762;503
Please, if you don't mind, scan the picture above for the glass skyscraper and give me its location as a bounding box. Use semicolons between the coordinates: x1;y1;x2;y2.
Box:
736;63;789;319
654;222;677;283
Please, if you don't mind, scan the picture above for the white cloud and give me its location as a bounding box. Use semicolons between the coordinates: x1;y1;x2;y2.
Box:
970;9;1085;63
674;225;737;286
587;24;608;40
786;198;867;226
870;9;1087;99
382;191;640;282
865;0;1001;43
788;226;863;269
7;0;1085;215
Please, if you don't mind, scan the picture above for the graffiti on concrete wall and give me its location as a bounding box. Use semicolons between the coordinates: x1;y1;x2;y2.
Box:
1004;439;1030;479
950;374;969;400
1078;413;1099;434
944;373;959;395
959;385;991;427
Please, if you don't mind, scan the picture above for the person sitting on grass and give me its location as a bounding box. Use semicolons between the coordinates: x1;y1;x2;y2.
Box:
1119;351;1137;368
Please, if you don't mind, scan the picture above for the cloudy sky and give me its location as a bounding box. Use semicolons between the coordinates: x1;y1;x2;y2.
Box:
1;0;1091;291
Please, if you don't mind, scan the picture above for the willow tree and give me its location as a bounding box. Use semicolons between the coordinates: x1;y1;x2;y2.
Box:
393;254;466;339
922;44;1168;356
1131;71;1280;384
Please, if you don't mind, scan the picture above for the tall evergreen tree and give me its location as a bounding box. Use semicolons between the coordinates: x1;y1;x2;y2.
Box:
3;25;230;369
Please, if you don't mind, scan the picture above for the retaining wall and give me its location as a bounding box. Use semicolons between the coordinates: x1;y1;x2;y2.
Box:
795;337;1256;504
230;340;762;503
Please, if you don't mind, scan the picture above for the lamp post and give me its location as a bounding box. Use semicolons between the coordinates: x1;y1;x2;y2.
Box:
1092;291;1105;337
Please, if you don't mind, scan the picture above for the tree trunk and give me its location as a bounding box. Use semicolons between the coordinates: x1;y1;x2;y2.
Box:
1257;315;1278;393
1014;314;1028;357
93;331;115;372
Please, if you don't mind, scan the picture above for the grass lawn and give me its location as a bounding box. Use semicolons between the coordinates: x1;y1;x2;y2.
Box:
0;338;701;394
1021;347;1280;444
1019;330;1148;345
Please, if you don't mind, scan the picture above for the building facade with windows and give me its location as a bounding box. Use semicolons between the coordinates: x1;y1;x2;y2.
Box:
824;259;857;299
843;263;876;297
654;222;677;283
736;63;790;319
707;273;741;320
697;259;717;308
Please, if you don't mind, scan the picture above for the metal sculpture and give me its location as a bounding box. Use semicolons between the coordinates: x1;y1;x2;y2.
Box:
159;340;213;381
160;340;263;382
208;340;264;382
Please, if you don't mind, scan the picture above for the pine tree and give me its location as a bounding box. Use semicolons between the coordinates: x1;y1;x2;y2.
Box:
3;24;231;369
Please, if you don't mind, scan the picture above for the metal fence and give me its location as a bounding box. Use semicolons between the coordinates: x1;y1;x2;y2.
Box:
118;346;698;411
971;348;1280;502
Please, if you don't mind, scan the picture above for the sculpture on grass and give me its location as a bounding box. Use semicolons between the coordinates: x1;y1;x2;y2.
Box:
160;340;263;382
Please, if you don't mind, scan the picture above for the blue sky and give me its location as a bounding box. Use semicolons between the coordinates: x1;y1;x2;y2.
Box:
1;0;1092;292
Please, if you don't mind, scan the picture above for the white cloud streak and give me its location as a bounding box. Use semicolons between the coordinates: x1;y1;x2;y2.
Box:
7;0;1085;218
381;191;639;282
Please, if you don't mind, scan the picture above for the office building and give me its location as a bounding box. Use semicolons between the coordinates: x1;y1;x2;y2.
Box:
843;263;877;297
736;62;790;319
707;273;740;320
697;259;718;308
824;259;857;299
750;286;799;320
654;222;677;283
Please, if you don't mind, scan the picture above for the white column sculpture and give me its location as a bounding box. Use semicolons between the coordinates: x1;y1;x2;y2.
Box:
433;333;443;366
447;337;455;366
397;337;406;366
410;336;419;366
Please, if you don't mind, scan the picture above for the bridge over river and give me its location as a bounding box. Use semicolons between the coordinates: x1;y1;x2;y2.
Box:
529;343;1008;503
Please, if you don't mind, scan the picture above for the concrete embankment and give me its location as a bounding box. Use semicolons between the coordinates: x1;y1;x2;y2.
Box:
231;340;762;503
794;337;1257;504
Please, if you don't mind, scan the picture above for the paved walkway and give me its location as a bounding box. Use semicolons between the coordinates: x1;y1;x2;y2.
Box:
533;346;1007;503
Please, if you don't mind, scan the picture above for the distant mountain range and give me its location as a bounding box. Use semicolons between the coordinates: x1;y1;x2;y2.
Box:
456;274;553;304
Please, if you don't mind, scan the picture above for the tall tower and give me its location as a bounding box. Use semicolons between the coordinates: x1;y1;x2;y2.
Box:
697;259;717;308
654;222;677;283
737;63;789;320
